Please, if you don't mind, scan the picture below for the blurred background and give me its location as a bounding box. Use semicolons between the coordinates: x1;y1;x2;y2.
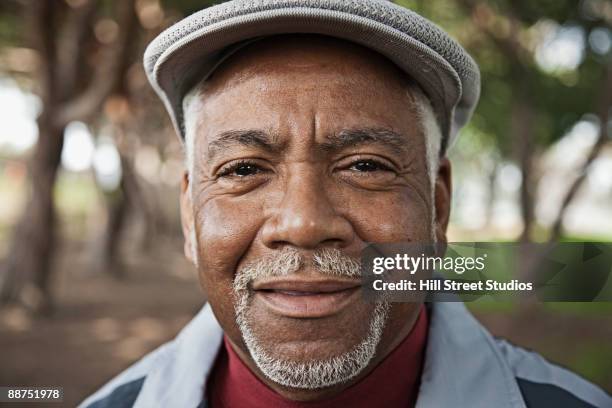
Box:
0;0;610;406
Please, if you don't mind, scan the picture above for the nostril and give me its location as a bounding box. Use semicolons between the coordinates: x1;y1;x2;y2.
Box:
320;238;346;248
268;240;292;250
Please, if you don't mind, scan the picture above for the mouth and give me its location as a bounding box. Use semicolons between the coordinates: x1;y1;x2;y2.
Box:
252;278;362;318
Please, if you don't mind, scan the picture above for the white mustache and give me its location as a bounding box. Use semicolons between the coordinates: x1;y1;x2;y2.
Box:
233;247;361;293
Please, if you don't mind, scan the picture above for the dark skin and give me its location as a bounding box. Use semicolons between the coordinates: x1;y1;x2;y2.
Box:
179;35;452;401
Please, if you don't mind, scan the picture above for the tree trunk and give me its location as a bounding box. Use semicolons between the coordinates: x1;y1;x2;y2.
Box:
0;0;137;312
0;114;64;312
97;186;128;278
485;162;498;228
95;154;133;278
512;96;536;243
121;154;157;252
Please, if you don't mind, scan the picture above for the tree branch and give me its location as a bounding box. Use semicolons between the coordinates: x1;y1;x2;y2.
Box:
53;0;137;127
27;0;58;106
56;0;99;99
455;0;531;71
550;64;612;240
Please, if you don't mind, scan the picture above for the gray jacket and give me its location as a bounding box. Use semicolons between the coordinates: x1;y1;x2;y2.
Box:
80;301;612;407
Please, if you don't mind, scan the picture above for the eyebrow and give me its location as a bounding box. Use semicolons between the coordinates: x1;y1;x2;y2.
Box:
206;127;410;159
207;129;282;159
320;128;409;154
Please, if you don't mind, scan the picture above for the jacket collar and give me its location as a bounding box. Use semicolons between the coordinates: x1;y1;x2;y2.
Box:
416;301;526;408
133;304;223;408
133;301;526;408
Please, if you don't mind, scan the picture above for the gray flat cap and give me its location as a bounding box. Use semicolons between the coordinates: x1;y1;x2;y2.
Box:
144;0;480;153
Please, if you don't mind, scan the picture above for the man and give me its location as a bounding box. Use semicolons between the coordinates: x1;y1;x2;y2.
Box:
81;1;611;407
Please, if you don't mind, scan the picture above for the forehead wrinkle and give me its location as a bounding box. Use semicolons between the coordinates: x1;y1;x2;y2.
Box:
207;129;284;160
202;35;413;98
320;128;412;155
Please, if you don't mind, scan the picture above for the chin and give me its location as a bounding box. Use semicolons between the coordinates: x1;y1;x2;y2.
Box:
236;296;391;389
252;292;374;351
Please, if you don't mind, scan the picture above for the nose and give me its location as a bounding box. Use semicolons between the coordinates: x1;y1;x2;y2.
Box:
261;169;355;250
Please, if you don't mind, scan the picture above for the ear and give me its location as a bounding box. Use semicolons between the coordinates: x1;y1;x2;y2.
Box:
434;157;452;244
180;171;197;266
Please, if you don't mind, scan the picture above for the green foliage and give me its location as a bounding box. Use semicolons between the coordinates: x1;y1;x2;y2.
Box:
398;0;610;158
0;2;21;47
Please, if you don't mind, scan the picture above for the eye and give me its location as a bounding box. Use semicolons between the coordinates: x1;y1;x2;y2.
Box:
349;159;392;172
218;161;265;178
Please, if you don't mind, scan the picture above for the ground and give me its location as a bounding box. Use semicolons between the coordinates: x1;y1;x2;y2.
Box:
0;237;203;408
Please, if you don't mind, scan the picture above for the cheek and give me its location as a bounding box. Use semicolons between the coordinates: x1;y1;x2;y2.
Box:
339;189;431;243
194;195;264;295
193;194;266;343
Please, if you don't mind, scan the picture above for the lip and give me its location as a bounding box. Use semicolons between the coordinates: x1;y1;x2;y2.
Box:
253;277;361;318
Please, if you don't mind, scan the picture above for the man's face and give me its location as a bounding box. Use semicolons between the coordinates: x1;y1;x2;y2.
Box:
180;35;451;394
